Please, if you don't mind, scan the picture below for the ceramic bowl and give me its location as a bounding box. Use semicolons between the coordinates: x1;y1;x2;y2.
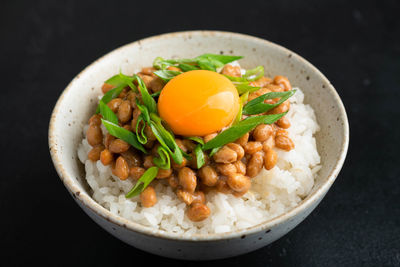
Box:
49;31;349;260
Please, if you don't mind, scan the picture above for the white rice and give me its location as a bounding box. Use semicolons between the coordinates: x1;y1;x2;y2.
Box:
78;87;320;235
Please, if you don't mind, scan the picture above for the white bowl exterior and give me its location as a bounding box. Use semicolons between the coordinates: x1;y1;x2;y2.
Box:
49;31;349;260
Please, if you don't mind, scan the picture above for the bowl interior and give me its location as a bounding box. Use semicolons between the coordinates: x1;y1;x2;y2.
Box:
49;31;348;239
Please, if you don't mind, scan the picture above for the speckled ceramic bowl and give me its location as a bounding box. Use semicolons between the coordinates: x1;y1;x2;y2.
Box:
49;31;349;260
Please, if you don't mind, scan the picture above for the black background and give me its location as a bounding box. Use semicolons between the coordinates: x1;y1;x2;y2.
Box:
1;0;399;266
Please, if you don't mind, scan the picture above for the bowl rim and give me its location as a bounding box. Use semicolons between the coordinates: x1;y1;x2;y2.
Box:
49;30;349;241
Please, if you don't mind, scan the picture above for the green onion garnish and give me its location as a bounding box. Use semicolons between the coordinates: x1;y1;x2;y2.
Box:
99;100;118;125
125;167;159;198
100;119;146;153
153;146;171;170
203;113;287;151
194;144;206;169
242;90;296;115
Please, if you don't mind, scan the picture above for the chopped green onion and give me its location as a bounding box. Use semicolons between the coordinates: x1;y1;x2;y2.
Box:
180;149;192;161
150;113;178;150
233;92;249;125
136;100;150;122
98;100;118;125
117;72;138;91
196;57;217;71
209;147;220;157
105;74;127;87
185;137;204;167
243;66;264;81
135;115;148;145
224;66;264;83
178;63;199;72
197;57;224;69
134;101;150;144
152;53;242;74
106;72;138;92
194;144;206;169
241;91;250;103
153;146;171;170
242;90;296;115
153;70;182;82
148;122;170;150
153;57;172;70
164;58;197;65
125;167;159;198
96;71;145;113
150;91;161;98
223;75;247;82
169;141;185;165
186;136;204;145
233;82;260;95
95;84;125;113
196;54;243;65
101;119;146;153
203;113;287;150
135;75;157;114
149;119;183;165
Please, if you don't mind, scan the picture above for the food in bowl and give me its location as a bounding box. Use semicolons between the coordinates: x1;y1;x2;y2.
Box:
77;53;321;234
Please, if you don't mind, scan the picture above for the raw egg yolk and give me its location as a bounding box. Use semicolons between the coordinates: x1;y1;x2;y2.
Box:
158;70;239;136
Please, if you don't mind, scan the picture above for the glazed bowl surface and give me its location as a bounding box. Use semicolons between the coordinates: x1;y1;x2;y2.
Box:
49;31;349;260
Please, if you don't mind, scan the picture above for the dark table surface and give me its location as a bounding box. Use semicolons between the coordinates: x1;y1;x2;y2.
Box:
1;0;399;266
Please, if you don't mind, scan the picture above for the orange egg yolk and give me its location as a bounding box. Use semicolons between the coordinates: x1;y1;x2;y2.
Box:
158;70;239;136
